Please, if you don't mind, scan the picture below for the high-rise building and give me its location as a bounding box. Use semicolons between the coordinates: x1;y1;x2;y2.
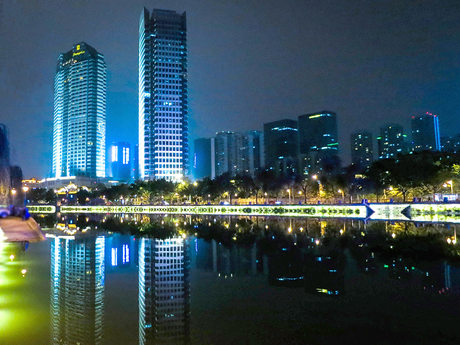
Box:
133;144;140;181
193;138;215;180
214;131;248;177
377;124;408;159
50;234;105;345
246;130;264;177
108;142;131;182
442;134;460;154
411;112;441;152
139;8;188;182
298;111;339;175
138;237;190;345
0;124;10;204
350;131;373;171
263;119;298;176
52;42;107;179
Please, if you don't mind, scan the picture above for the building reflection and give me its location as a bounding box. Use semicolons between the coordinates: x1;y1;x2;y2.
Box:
50;234;105;345
138;237;190;345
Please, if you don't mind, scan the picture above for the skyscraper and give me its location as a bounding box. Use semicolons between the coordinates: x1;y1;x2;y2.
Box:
0;124;10;204
263;119;298;176
298;111;339;175
139;8;188;182
350;131;373;171
442;134;460;153
108;142;131;181
52;42;107;179
193;138;215;180
214;131;248;177
411;112;441;152
377;124;408;159
246;130;264;177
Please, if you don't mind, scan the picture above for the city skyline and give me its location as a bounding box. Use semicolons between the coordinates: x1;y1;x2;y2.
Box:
1;0;460;177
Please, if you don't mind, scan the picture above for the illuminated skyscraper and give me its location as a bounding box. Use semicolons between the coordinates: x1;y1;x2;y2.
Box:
139;8;188;182
50;234;105;345
298;111;339;175
138;237;190;345
108;142;131;181
411;112;441;152
350;131;373;170
52;42;106;178
377;124;408;159
263;119;299;176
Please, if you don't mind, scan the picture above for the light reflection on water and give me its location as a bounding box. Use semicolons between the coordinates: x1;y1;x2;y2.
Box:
2;216;460;344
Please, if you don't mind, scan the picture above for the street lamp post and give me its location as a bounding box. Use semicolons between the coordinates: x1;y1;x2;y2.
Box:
22;186;29;206
338;189;344;203
11;189;17;206
286;189;291;204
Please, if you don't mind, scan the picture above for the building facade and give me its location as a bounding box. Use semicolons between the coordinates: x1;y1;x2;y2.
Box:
139;8;188;182
108;142;131;182
377;124;408;159
246;130;264;177
350;131;373;171
442;134;460;154
214;131;249;177
52;42;107;179
298;111;339;175
193;138;215;180
263;119;298;176
411;112;441;152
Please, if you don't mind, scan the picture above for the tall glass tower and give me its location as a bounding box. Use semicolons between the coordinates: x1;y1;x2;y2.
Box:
52;42;107;178
139;8;188;182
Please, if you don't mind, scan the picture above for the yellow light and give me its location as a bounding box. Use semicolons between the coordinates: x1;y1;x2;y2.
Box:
9;254;14;261
21;269;27;275
22;186;29;192
10;189;16;195
312;175;318;180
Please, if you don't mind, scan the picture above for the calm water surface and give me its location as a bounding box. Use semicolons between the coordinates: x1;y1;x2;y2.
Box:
2;216;460;345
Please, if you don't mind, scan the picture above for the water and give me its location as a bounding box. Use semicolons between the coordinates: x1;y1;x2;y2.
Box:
2;215;460;345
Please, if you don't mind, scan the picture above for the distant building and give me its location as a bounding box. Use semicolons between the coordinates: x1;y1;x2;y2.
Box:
214;131;248;177
298;111;339;175
377;124;408;159
263;119;298;176
442;134;460;153
108;142;131;182
246;130;264;177
139;8;188;181
351;131;373;171
193;138;215;180
411;112;441;152
0;124;10;204
52;42;107;179
138;237;190;345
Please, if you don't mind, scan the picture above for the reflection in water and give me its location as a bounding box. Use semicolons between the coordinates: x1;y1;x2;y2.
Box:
139;237;190;345
50;234;105;345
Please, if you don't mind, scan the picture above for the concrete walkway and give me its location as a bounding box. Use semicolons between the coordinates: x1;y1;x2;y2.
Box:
0;217;44;242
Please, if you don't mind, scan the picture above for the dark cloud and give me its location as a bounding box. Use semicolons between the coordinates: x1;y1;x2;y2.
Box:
1;0;460;176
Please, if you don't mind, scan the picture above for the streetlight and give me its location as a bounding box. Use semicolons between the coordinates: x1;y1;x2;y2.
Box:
22;186;29;206
11;189;17;205
338;189;344;202
286;189;291;204
444;180;454;194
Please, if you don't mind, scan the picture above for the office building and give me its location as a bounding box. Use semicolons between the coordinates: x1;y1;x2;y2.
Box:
263;119;298;176
50;234;105;345
138;237;190;345
214;131;248;177
108;142;131;182
350;131;373;170
298;111;339;175
377;124;408;159
139;8;188;182
246;130;264;177
52;42;107;179
411;112;441;152
193;138;215;180
442;134;460;153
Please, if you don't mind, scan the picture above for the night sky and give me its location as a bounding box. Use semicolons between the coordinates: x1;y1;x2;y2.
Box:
1;0;460;177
